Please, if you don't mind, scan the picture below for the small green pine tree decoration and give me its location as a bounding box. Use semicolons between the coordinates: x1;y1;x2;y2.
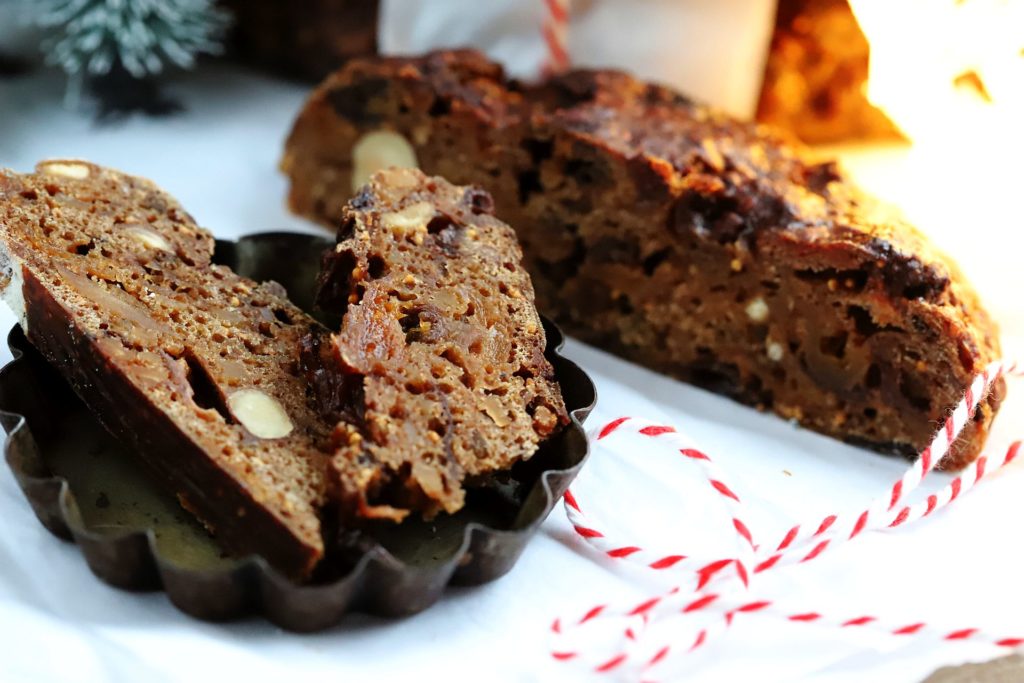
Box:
27;0;230;105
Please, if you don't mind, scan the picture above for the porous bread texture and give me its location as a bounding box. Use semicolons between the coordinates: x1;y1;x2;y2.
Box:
0;160;333;578
0;159;570;575
281;50;1004;469
305;168;568;520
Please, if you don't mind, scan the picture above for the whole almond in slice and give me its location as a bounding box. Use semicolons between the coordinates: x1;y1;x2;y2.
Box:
351;131;417;191
37;161;92;180
228;389;294;439
125;225;173;252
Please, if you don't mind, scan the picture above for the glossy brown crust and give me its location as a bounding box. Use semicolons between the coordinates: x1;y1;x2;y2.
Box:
282;50;1004;468
303;168;568;520
0;162;332;579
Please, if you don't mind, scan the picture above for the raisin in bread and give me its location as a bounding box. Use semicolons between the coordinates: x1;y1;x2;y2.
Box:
0;160;333;578
300;168;568;521
281;50;1004;469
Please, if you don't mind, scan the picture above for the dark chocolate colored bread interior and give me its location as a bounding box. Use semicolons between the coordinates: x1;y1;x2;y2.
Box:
0;160;569;578
0;161;332;578
282;50;1004;468
302;168;568;521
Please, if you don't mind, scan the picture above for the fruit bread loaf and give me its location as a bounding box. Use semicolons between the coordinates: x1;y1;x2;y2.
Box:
0;160;336;578
281;49;1004;469
0;159;568;577
300;167;568;521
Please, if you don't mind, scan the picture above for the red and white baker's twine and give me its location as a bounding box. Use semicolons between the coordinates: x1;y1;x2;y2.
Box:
541;0;571;77
551;359;1022;677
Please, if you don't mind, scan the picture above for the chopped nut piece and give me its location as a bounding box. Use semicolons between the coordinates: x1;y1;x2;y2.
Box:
745;297;769;323
482;394;511;426
532;405;558;434
381;201;435;231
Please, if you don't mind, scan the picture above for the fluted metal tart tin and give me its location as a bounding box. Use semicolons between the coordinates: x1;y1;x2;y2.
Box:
0;232;595;631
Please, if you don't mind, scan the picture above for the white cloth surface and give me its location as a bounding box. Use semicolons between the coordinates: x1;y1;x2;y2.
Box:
0;65;1022;683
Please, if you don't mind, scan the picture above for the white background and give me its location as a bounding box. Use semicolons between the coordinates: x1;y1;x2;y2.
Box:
2;22;1024;683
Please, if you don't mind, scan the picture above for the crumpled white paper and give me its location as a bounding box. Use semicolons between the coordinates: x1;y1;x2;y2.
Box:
1;58;1023;683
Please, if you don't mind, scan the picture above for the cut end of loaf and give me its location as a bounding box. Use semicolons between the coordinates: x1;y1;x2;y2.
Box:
306;167;568;520
0;157;574;580
0;160;335;578
281;49;1005;469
